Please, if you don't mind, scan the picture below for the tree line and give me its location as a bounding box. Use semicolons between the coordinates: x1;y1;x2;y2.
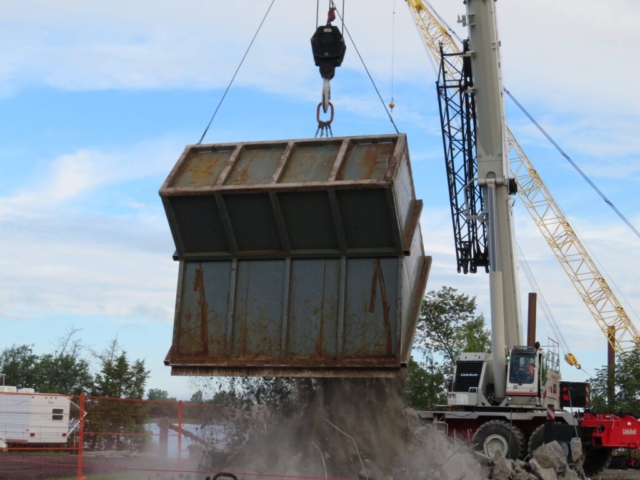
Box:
0;329;149;399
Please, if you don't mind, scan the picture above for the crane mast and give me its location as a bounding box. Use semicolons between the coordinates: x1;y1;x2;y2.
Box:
407;0;639;358
462;0;521;400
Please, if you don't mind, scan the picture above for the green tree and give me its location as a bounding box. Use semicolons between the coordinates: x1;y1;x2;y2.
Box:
86;339;151;452
91;339;149;399
0;329;93;394
415;286;491;375
406;286;491;409
34;328;93;394
35;353;93;394
405;357;446;410
147;388;169;400
589;347;640;415
0;344;39;389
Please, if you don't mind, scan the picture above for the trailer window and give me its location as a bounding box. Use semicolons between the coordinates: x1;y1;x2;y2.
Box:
52;408;64;421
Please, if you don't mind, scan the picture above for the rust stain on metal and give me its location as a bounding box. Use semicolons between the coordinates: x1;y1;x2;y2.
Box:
368;259;392;356
192;265;209;355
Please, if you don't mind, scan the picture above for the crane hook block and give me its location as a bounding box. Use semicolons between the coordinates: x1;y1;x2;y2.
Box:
311;25;346;80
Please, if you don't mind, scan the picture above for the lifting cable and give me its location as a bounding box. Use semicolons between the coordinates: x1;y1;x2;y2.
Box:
197;0;276;145
332;2;400;134
516;243;591;376
389;0;396;111
504;88;640;241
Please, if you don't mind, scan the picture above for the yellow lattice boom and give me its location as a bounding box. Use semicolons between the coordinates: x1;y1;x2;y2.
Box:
406;0;640;353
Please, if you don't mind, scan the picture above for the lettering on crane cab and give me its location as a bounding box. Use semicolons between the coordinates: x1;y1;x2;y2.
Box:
623;429;637;435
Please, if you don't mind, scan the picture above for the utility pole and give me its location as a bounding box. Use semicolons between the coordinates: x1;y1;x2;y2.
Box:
607;326;616;408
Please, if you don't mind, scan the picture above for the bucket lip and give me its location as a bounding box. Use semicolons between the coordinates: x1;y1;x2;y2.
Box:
159;133;407;195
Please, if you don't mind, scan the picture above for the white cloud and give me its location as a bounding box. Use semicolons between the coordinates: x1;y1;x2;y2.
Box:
0;138;184;324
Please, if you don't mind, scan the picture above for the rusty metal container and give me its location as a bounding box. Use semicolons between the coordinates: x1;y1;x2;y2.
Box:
160;134;422;259
160;134;431;377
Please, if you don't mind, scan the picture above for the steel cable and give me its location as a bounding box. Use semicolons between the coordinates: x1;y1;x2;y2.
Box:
197;0;276;145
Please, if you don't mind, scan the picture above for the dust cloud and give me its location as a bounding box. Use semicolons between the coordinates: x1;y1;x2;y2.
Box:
197;377;488;480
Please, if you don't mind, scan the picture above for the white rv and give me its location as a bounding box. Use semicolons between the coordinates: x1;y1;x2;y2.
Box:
0;387;74;445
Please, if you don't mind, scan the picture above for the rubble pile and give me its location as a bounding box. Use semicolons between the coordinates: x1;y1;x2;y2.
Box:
489;441;587;480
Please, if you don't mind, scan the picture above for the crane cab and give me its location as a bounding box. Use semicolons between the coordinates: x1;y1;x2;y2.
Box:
446;342;562;408
505;344;561;408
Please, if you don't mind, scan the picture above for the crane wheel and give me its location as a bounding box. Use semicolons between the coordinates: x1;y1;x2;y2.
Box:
528;423;612;477
471;420;526;460
527;422;572;457
582;448;613;477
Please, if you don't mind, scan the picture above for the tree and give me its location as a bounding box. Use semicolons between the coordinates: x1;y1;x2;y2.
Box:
35;353;93;394
0;328;93;394
0;344;39;389
85;339;151;452
147;388;169;400
91;339;149;399
405;357;446;410
34;328;93;394
589;347;640;416
406;286;491;409
414;286;491;375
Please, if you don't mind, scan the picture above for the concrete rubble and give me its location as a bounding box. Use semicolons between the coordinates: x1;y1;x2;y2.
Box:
487;441;587;480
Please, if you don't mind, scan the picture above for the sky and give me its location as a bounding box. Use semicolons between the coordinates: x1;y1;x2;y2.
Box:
1;0;639;399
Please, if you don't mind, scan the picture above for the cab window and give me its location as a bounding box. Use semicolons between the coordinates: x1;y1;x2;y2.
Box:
509;352;536;384
540;355;548;384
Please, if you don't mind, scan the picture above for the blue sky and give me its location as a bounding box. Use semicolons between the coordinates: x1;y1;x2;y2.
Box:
1;0;639;398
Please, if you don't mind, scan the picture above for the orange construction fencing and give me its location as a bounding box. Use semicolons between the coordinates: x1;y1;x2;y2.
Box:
1;392;349;480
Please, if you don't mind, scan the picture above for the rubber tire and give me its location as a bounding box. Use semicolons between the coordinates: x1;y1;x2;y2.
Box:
472;420;527;460
582;448;613;477
528;422;567;456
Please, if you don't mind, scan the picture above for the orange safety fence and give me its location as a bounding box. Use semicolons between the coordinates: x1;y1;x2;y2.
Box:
1;392;351;480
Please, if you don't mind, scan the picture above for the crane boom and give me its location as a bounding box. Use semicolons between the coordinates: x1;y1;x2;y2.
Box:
407;0;640;354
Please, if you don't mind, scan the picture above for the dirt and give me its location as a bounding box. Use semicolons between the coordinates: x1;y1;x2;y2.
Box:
600;469;640;480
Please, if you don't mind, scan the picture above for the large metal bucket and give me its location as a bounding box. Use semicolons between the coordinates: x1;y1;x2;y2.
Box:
160;134;430;377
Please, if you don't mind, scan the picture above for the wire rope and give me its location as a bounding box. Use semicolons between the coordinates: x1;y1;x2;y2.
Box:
197;0;276;145
390;0;396;107
332;5;400;134
516;242;571;355
504;88;640;240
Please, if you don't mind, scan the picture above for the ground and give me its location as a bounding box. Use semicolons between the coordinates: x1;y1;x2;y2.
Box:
601;469;640;480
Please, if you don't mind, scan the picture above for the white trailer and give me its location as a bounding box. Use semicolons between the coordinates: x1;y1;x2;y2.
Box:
0;387;73;445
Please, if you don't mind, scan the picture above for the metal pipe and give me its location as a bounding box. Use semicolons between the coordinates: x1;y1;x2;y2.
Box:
527;292;537;347
607;326;616;408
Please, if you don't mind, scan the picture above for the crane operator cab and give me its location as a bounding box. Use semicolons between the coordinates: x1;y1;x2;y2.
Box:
505;343;558;407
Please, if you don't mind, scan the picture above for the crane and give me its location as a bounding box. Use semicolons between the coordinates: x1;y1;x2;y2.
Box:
414;2;640;474
406;0;640;356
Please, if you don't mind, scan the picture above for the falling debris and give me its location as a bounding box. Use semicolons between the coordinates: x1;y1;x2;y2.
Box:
194;377;489;480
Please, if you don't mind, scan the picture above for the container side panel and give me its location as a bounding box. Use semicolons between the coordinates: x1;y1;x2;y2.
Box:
400;227;429;361
393;153;415;239
338;141;395;181
232;260;285;358
279;192;339;251
288;259;340;358
173;150;233;187
343;258;399;358
337;189;394;249
225;146;286;185
170;196;229;253
225;194;282;251
280;144;340;183
177;262;231;357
